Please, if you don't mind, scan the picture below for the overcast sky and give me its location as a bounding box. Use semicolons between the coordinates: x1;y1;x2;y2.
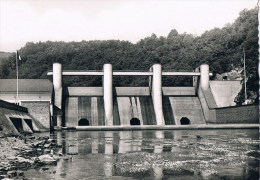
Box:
0;0;257;52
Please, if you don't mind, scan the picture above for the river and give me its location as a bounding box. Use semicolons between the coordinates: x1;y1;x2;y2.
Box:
24;129;259;179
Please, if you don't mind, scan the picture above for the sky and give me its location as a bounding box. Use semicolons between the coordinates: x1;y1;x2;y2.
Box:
0;0;257;52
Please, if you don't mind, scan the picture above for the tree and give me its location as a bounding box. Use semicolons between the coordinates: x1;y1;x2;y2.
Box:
0;7;257;96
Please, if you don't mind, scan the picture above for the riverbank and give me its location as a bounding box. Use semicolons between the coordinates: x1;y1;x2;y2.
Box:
0;132;61;179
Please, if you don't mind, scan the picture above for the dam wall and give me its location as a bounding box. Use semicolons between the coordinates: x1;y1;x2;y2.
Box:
163;96;205;125
50;63;212;128
48;63;258;129
66;87;196;96
116;96;156;125
65;95;157;127
65;97;105;127
65;86;202;126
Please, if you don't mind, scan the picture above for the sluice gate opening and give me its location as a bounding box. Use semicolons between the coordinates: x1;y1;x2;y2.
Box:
180;117;191;125
78;118;90;126
130;118;141;125
24;119;34;131
10;117;23;133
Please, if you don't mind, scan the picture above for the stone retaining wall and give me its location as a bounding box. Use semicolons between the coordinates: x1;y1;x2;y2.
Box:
21;102;50;129
215;105;259;124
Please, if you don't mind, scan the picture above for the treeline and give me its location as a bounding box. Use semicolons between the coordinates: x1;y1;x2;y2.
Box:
0;7;258;102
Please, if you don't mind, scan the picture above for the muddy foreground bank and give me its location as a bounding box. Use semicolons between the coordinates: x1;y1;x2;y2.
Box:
0;131;61;179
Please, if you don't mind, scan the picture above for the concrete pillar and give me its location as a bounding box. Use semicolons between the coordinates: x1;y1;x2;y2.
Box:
200;64;209;91
152;64;165;125
53;63;63;128
103;64;113;126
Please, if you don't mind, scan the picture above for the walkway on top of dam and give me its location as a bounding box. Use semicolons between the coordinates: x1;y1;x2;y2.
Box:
47;70;213;76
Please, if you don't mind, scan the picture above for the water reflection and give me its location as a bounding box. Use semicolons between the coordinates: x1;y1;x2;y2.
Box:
92;132;99;154
29;129;260;180
104;132;114;178
118;131;132;154
105;131;113;155
153;131;164;178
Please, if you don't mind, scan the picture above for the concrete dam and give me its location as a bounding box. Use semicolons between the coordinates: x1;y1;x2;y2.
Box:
47;63;213;129
64;90;205;127
47;63;257;130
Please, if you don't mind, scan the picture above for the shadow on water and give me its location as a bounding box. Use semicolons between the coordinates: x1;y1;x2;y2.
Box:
25;129;260;179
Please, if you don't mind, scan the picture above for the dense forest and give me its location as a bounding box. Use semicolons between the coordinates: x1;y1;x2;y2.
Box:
0;7;258;103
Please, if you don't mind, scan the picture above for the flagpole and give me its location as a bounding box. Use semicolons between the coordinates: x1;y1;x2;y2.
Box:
16;51;19;104
243;47;247;102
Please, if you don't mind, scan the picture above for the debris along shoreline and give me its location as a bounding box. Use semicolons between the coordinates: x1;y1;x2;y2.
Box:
0;131;61;179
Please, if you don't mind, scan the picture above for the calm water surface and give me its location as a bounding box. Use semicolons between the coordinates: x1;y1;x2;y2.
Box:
25;129;259;179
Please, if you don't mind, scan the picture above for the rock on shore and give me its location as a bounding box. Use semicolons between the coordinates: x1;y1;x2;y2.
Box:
0;132;61;179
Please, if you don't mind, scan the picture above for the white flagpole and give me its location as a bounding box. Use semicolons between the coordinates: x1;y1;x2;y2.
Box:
243;47;247;102
16;51;19;104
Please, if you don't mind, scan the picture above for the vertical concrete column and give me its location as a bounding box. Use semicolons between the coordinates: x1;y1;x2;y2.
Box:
103;64;113;126
152;64;165;125
53;63;63;128
200;64;209;91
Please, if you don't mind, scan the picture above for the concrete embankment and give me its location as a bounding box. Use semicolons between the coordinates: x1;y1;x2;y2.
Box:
75;124;259;131
0;100;47;135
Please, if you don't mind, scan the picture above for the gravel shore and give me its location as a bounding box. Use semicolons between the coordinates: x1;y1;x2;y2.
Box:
0;131;61;179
